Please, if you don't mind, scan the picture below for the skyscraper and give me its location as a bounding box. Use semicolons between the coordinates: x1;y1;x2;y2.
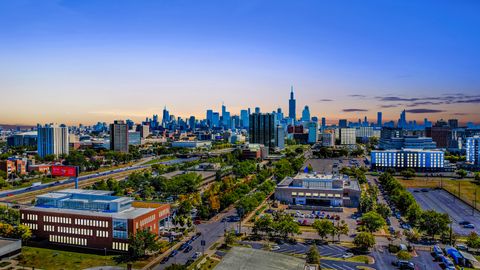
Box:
249;113;275;150
212;112;220;127
110;120;129;153
206;110;213;127
321;117;326;129
276;108;284;121
188;116;196;130
301;105;310;122
37;123;69;158
255;107;261;114
339;119;348;128
240;109;249;128
288;86;296;120
377;112;382;127
162;107;170;126
398;110;407;128
448;119;459;129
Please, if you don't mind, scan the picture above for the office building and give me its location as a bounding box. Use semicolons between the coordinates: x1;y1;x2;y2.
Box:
20;189;170;252
356;127;375;138
249;113;276;150
137;125;150;139
275;173;361;208
340;128;356;145
162;107;170;126
275;125;285;150
377;112;382;127
128;131;141;145
37;124;69;158
398;110;407;129
338;119;348;128
426;126;451;148
240;109;249;128
110;120;129;153
188;116;196;130
212;112;220;127
321;117;326;129
206;110;213;127
379;136;436;150
7;131;37;147
307;122;318;144
322;131;335;147
171;141;212;148
288;86;296;120
466;136;480;166
301;106;311;122
371;149;444;172
448;119;459;129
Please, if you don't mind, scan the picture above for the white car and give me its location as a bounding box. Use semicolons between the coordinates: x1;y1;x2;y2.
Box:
342;252;354;259
271;245;281;251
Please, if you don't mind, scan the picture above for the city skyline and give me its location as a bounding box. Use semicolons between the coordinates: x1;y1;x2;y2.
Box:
1;0;479;125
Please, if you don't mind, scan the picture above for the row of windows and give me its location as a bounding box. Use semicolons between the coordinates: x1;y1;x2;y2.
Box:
25;214;38;221
44;225;55;232
140;214;155;227
58;226;93;236
49;235;87;246
44;216;72;224
23;223;37;230
96;230;109;238
74;218;108;228
112;242;129;251
291;192;341;198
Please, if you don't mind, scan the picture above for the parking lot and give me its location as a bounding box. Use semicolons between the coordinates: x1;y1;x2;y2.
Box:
305;158;367;175
409;188;480;235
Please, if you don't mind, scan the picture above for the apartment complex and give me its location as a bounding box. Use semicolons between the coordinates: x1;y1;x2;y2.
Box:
37;124;69;158
20;189;170;252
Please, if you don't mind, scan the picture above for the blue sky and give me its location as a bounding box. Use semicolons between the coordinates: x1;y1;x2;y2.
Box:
1;0;479;125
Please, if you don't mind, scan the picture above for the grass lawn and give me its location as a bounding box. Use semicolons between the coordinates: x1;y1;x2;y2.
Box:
398;177;480;210
17;247;149;270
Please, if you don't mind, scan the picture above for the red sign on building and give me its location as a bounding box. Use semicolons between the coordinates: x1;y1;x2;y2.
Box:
51;165;77;177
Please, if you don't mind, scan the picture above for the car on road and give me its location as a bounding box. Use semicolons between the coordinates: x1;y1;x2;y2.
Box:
192;252;202;259
179;243;189;250
271;245;281;251
392;260;415;270
464;224;475;229
342;252;354;259
160;257;169;264
184;245;193;253
169;250;178;257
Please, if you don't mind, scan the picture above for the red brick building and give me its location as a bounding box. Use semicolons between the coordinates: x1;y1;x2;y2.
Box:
20;189;170;252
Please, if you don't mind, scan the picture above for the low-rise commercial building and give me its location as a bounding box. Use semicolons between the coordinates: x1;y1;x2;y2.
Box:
275;173;361;208
171;141;212;148
21;189;170;252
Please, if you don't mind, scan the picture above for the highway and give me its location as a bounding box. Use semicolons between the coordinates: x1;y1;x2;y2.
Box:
0;157;199;200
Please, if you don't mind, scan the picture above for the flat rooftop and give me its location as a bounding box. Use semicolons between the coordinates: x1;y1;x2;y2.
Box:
25;205;155;220
214;247;305;270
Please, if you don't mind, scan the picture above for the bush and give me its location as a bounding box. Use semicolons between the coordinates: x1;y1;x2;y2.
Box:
388;244;400;253
396;250;412;260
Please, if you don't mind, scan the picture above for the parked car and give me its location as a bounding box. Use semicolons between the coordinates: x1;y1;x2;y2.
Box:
271;245;281;251
441;256;455;270
432;245;444;260
342;252;354;259
456;244;468;251
160;257;169;264
464;224;475;229
459;220;472;226
169;250;178;257
184;245;193;253
392;260;415;270
192;252;202;259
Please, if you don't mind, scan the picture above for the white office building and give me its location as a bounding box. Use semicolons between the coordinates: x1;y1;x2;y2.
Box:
371;149;444;171
340;128;356;145
37;124;69;158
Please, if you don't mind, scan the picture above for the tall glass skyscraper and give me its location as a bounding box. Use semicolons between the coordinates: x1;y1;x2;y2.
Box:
288;86;296;120
301;105;310;122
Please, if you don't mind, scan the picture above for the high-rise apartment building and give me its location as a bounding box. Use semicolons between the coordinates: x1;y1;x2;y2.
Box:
288;86;296;120
308;122;318;144
110;120;129;153
249;113;276;150
37;124;69;158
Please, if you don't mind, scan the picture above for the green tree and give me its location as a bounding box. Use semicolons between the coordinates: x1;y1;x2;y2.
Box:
128;229;161;259
401;169;416;179
353;232;375;251
475;172;480;181
335;220;349;242
397;250;412;260
253;215;274;237
306;245;321;265
405;204;422;226
225;229;237;246
467;232;480;249
272;213;300;239
12;224;31;241
312;219;334;241
456;169;468;179
418;210;450;239
164;264;187;270
404;228;420;244
375;203;391;219
361;211;386;233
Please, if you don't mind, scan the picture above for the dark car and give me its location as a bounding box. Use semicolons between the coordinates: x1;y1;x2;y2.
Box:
160;257;169;264
186;259;195;266
184;245;193;253
169;250;178;257
460;220;471;226
392;260;415;270
420;189;429;192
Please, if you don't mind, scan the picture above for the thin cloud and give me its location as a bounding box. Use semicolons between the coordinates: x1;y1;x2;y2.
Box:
348;94;367;98
406;109;445;114
380;104;399;108
343;108;368;112
317;99;334;102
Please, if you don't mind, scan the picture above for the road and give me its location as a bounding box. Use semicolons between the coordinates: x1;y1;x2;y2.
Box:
153;208;237;269
0;157;199;200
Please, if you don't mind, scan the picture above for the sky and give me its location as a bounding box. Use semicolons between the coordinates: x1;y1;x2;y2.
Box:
0;0;479;125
